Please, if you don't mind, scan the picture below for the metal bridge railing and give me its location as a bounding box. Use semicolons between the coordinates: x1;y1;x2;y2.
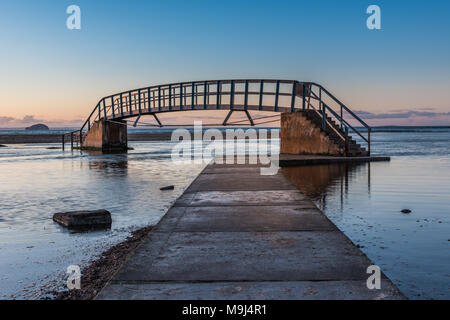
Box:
75;79;371;154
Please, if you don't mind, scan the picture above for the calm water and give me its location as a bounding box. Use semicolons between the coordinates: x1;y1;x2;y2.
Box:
0;142;209;299
0;129;449;299
284;130;450;300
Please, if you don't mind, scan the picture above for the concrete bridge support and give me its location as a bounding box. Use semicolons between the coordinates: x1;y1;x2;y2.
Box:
82;120;128;153
280;112;344;156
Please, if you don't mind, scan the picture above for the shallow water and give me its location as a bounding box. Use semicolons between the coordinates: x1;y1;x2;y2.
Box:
284;130;450;300
0;129;449;299
0;142;208;299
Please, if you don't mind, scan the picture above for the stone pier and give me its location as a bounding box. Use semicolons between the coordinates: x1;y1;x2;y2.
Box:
280;112;343;156
82;120;128;152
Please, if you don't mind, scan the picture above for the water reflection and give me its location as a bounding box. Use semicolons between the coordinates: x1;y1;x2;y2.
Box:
283;162;371;214
282;159;450;299
87;159;129;172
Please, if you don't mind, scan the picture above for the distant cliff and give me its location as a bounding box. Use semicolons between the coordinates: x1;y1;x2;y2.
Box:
25;124;50;131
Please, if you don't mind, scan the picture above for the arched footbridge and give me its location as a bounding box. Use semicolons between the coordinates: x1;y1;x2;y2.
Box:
63;80;371;156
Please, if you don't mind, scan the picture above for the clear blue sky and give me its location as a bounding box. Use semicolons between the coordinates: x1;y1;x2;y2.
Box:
0;0;449;126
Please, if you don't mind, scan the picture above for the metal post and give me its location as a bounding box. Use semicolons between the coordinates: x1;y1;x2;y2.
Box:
71;133;74;149
259;80;264;110
169;85;172;110
216;80;221;109
138;89;142;114
245;110;254;126
204;81;207;109
147;87;151;110
62;135;65;151
180;84;183;110
290;81;296;112
319;87;322;111
128;91;133;114
152;113;163;127
88;117;90;131
97;103;101;121
110;97;115;119
345;126;349;156
192;82;195;109
302;84;306;112
368;128;371;156
223;110;233;126
244;80;249;110
103;99;107;120
230;80;235;110
322;104;326;130
158;86;162;111
120;93;124;116
274;80;280;112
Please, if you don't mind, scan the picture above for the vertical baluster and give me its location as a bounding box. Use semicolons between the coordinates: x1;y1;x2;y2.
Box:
204;81;207;109
180;84;183;110
120;93;124;117
322;104;326;130
195;84;198;107
290;81;296;112
138;89;142;114
97;103;101;121
274;80;280;112
230;80;235;110
345;126;349;156
216;81;221;109
191;82;195;109
244;80;249;110
147;88;151;111
319;87;322;111
158;86;161;111
259;80;264;110
103;99;107;120
302;84;306;112
110;98;115;119
129;92;133;115
368;128;371;156
169;84;172;110
152;90;155;109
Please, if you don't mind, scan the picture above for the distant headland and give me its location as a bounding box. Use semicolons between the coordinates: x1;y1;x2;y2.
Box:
25;124;49;131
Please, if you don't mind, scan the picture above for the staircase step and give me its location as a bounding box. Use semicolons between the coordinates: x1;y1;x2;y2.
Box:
302;109;369;157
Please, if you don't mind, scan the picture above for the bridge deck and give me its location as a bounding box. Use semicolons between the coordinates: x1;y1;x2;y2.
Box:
97;162;404;300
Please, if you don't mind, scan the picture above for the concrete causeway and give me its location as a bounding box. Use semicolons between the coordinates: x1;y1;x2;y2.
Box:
97;162;404;300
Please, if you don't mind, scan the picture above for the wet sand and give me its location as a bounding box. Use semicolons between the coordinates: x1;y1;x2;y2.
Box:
52;226;153;300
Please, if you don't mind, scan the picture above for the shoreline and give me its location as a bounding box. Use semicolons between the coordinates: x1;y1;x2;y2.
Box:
0;132;278;145
51;226;153;300
0;133;175;144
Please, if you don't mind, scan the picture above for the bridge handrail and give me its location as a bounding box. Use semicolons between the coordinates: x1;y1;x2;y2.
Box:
78;79;371;154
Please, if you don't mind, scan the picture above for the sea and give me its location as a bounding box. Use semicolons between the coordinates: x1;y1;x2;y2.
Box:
0;127;449;299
